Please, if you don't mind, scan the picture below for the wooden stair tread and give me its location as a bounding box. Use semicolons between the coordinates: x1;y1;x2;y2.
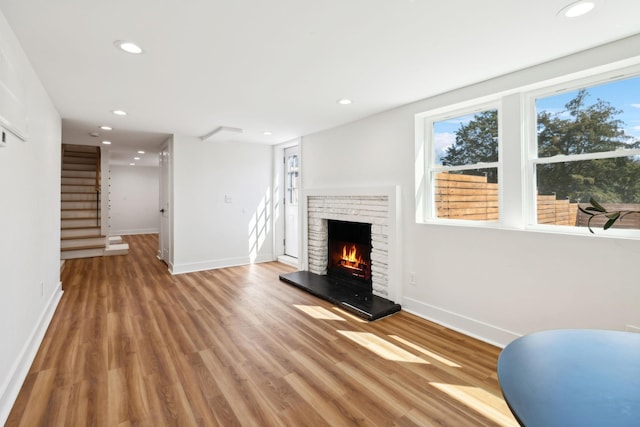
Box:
63;144;99;151
61;244;105;252
61;226;101;230
61;192;99;195
61;235;104;240
61;172;96;176
63;152;98;158
62;166;98;170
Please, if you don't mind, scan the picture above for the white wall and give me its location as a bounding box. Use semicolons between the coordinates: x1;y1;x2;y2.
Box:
0;10;62;423
302;35;640;347
108;165;160;235
171;135;274;273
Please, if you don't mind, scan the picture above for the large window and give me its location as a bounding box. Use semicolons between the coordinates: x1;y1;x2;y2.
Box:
424;105;501;222
416;66;640;236
531;75;640;231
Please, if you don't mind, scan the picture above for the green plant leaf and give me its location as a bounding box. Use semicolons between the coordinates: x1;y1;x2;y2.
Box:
578;206;596;216
589;197;606;212
604;217;617;230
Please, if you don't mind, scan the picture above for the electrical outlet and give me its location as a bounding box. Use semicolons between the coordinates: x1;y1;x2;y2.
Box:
626;324;640;333
409;272;416;286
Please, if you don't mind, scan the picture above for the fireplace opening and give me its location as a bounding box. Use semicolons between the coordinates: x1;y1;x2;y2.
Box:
327;220;372;290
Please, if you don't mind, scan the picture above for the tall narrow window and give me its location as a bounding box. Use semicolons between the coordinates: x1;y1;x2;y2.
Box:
428;107;500;222
287;153;299;204
532;75;640;230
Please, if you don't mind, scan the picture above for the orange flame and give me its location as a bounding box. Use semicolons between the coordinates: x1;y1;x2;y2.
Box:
341;245;363;265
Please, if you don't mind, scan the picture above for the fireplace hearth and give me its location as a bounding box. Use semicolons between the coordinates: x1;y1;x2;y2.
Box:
279;270;400;321
279;189;401;320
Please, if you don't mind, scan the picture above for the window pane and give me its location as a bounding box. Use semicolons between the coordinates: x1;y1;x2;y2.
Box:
287;154;299;204
536;157;640;229
434;110;498;166
434;169;498;221
536;76;640;158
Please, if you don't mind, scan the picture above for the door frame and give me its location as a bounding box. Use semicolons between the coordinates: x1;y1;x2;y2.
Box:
273;139;301;267
158;137;174;270
283;144;300;258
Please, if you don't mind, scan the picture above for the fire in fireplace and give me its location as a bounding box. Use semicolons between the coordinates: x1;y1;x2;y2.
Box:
327;220;372;288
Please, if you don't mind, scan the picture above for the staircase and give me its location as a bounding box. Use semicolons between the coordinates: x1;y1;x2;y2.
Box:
61;144;128;259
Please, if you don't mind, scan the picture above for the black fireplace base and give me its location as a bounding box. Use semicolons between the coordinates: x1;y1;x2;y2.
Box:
279;271;401;321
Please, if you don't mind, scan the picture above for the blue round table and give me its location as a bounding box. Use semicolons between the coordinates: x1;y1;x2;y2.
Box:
497;329;640;427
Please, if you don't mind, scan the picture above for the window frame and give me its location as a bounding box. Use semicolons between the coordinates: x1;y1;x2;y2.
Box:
524;70;640;236
419;100;503;226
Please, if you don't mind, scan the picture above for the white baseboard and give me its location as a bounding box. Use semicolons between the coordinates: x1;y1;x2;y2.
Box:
402;297;520;348
277;255;299;267
171;254;275;275
0;282;63;425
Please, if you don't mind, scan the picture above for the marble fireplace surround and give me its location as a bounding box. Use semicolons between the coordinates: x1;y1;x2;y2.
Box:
301;186;401;304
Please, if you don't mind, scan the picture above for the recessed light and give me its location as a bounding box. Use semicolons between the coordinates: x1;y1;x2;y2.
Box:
114;40;144;54
263;131;273;136
137;150;145;154
134;157;141;160
112;109;127;116
100;126;112;131
102;140;112;145
337;98;352;105
559;1;595;18
129;163;136;166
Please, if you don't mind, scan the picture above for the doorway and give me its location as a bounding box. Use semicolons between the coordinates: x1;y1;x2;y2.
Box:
284;145;299;258
158;142;172;267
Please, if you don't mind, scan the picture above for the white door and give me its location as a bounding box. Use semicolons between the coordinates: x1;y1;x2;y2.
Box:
158;143;171;265
284;145;299;258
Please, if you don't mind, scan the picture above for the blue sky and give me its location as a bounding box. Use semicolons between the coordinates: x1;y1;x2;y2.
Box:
536;75;640;140
433;75;640;163
433;112;480;164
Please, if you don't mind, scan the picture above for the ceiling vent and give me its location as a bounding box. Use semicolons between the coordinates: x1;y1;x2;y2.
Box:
200;126;243;142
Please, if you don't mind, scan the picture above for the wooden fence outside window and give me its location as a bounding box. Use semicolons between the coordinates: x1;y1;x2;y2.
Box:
435;172;579;226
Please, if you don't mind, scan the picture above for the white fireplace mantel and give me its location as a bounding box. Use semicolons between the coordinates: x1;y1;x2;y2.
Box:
301;186;401;303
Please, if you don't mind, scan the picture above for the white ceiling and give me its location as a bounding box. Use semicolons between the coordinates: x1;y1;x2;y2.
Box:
1;0;639;166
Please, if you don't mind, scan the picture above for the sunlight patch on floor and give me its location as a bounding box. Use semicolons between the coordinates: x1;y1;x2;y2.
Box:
294;305;346;321
337;331;429;364
429;382;518;427
331;307;367;323
389;335;461;367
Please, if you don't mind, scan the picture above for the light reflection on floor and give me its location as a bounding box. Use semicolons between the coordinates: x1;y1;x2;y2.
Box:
389;335;461;367
294;305;346;321
429;382;518;426
337;330;429;364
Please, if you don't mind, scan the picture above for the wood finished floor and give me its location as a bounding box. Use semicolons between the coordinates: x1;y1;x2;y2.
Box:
7;234;517;426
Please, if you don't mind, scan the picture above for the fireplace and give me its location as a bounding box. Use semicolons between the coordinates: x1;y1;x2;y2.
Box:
279;188;401;321
327;220;372;289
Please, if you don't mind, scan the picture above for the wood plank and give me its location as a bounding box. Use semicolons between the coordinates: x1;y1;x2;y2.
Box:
6;234;517;426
